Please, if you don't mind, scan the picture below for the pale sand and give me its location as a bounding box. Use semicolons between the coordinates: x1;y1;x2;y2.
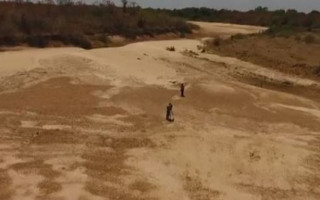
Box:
190;21;267;37
0;22;319;200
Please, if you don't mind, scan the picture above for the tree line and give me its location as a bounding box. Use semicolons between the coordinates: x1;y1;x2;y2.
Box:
1;1;319;49
0;0;193;48
164;7;320;30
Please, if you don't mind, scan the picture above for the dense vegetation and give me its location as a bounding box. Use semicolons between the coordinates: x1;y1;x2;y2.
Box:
165;7;320;29
0;1;193;49
1;1;320;49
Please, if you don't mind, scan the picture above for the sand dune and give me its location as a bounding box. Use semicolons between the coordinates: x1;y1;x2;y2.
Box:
0;23;319;200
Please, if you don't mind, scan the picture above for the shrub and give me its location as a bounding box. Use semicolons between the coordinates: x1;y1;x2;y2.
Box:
175;21;192;34
304;34;316;44
213;37;222;46
69;34;92;49
294;35;301;41
53;34;92;49
166;46;175;51
123;28;138;39
314;65;320;76
0;35;20;46
180;32;186;38
265;25;293;38
231;33;245;40
282;80;293;86
27;35;49;48
98;34;110;44
142;28;154;37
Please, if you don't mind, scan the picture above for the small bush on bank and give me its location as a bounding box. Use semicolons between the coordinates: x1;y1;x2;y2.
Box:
231;33;246;40
304;34;316;44
67;35;92;49
27;35;49;48
98;34;110;44
166;46;175;51
314;65;320;76
294;35;301;41
0;35;20;46
213;37;222;46
265;25;294;38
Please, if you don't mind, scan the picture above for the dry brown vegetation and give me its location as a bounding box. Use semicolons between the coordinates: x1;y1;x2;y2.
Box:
166;46;176;51
207;31;320;79
167;7;320;29
0;1;194;49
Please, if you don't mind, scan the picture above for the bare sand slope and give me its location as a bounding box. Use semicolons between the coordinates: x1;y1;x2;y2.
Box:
0;23;320;200
190;21;267;38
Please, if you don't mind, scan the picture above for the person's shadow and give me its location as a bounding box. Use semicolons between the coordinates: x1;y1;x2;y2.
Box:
167;118;174;122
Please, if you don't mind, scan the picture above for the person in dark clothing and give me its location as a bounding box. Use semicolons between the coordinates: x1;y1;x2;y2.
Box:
180;83;185;97
166;103;173;122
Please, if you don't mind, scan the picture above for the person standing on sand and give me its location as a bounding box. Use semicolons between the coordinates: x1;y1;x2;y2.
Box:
180;83;185;97
166;103;174;122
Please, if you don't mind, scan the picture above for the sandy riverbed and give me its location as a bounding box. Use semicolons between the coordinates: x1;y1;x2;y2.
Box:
0;23;319;200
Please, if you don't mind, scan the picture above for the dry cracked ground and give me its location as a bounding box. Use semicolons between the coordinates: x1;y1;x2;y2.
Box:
0;23;319;200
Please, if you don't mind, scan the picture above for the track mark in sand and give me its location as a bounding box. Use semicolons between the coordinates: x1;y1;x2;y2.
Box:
0;77;115;117
159;58;215;77
0;54;110;94
0;76;161;199
7;169;43;200
0;67;50;93
303;135;320;196
272;104;320;120
83;136;156;200
231;125;320;199
110;85;176;118
238;184;320;200
86;114;133;127
9;160;61;199
128;179;156;194
38;55;96;74
0;169;12;200
27;129;82;145
0;140;26;200
183;174;220;200
47;163;104;200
